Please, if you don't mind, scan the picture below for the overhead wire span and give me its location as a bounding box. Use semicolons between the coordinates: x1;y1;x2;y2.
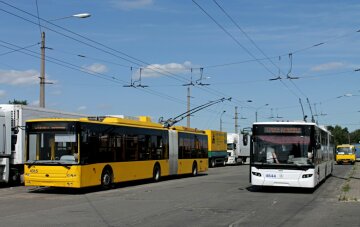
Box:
0;1;248;112
192;0;276;78
0;39;188;106
193;0;302;100
0;1;192;85
0;42;39;57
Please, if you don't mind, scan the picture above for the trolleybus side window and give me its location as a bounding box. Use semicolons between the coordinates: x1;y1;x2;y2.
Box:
178;133;208;159
79;123;169;163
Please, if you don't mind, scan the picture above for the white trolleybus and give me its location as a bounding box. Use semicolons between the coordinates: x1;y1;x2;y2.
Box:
250;121;334;188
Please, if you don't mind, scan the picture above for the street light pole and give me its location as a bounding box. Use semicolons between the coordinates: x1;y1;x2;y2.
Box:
220;110;226;132
39;13;91;108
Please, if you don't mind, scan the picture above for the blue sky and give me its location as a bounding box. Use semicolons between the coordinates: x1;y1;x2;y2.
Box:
0;0;360;132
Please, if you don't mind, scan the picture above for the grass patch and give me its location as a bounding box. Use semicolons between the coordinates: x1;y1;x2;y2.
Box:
342;183;350;193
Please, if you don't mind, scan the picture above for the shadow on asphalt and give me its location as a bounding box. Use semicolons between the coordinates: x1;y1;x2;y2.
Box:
27;173;208;195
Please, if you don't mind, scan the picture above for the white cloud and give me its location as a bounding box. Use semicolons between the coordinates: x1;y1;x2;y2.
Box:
310;62;346;72
111;0;154;10
83;63;108;74
0;69;39;85
140;61;193;78
0;90;6;98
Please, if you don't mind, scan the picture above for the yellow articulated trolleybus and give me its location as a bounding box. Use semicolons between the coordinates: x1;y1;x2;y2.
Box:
24;116;208;188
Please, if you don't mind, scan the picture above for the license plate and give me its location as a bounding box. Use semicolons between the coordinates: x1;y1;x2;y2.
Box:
265;173;277;178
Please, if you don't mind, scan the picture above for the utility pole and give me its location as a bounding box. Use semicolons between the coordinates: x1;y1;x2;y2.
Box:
39;31;45;108
187;86;191;127
235;106;238;134
183;68;194;128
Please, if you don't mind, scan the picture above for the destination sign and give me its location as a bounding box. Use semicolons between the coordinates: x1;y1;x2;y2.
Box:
263;127;302;134
28;122;74;131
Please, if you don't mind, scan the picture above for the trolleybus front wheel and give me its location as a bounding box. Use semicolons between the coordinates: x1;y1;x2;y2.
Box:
101;167;113;189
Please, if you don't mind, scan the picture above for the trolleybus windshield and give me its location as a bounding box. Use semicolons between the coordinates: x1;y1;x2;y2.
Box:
26;122;78;164
252;125;313;166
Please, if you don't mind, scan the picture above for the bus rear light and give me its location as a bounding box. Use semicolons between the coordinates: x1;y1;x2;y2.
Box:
302;174;313;178
252;172;261;177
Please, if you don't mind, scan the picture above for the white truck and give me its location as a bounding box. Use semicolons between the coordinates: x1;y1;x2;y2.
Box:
226;132;251;165
0;104;86;184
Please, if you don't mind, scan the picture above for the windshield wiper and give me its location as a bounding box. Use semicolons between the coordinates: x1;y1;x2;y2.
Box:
56;161;71;169
26;160;38;168
27;160;71;169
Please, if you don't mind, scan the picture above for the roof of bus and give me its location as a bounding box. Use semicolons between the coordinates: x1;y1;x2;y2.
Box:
253;121;331;134
26;116;207;134
336;144;355;148
253;121;317;126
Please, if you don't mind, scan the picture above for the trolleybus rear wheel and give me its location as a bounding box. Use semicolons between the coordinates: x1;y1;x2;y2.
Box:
210;158;216;168
192;162;198;176
153;164;161;182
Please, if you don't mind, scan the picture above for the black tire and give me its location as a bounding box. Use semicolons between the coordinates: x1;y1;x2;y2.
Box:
153;164;161;182
101;168;113;189
192;162;198;176
9;169;20;186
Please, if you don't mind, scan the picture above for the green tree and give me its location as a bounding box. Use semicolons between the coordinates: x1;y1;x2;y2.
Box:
350;129;360;144
8;99;27;105
327;125;349;146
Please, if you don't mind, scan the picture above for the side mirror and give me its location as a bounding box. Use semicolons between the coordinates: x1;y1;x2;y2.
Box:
243;135;248;146
315;142;321;149
308;152;313;159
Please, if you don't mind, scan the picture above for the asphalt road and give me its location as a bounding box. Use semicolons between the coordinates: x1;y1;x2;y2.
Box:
0;163;358;227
